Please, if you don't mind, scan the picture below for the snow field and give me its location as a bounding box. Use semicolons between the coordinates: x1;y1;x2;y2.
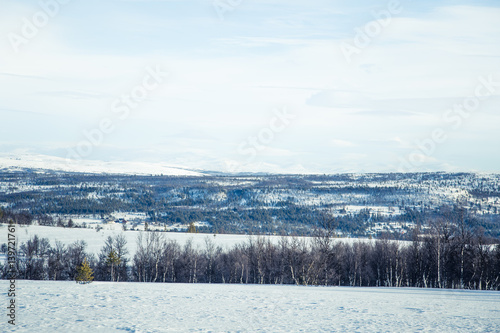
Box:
1;281;499;332
5;225;404;256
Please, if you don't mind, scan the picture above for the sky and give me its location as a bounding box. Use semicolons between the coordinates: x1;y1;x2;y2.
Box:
1;0;499;174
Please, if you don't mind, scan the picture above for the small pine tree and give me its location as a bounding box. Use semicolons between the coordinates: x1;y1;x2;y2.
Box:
75;258;94;284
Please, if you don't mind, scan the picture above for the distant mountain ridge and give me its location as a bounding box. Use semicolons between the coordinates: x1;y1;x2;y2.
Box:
0;153;206;176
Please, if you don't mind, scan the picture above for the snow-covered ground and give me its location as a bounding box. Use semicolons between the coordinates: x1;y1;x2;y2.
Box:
8;224;257;254
5;225;389;255
2;281;499;332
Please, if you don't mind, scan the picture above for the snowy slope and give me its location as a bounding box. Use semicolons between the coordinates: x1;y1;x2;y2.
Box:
2;281;499;332
12;224;258;254
0;153;205;176
9;225;390;255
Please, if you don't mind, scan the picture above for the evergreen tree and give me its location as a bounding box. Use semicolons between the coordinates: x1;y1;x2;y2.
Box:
75;258;94;284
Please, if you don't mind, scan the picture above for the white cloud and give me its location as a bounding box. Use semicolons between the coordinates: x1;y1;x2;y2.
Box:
331;139;357;148
0;2;499;173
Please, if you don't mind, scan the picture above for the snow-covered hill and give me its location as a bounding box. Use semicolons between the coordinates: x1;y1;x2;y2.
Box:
2;169;500;237
0;153;205;176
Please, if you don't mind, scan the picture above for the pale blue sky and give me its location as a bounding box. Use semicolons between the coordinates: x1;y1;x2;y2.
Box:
1;0;499;173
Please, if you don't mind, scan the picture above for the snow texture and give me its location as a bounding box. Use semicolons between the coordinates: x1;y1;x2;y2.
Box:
2;281;499;332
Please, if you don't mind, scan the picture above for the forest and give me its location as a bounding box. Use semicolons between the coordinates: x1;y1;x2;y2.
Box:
1;170;500;237
2;218;500;290
2;171;500;290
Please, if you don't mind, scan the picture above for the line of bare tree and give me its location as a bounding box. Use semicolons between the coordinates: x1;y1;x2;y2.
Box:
2;220;500;290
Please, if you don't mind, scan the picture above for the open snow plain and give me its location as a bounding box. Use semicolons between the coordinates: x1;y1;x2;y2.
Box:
12;225;390;255
2;281;499;332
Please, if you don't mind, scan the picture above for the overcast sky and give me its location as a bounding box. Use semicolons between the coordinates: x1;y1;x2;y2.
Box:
1;0;499;173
